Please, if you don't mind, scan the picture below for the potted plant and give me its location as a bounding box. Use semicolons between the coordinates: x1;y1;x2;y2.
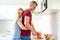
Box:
44;34;52;40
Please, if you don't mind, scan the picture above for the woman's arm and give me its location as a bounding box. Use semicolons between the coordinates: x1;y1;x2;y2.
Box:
17;20;28;30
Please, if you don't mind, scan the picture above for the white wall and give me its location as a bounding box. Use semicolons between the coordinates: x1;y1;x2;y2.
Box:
32;14;52;34
49;9;60;40
48;0;60;9
0;5;28;19
0;0;32;5
51;13;58;40
57;11;60;40
48;0;60;40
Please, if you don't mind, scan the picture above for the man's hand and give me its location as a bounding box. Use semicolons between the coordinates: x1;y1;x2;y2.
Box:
37;32;42;38
32;31;37;36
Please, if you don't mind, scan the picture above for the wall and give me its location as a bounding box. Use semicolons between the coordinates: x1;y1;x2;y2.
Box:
0;0;32;5
48;0;60;40
57;11;60;40
50;9;60;40
48;0;60;9
32;14;51;34
51;11;58;40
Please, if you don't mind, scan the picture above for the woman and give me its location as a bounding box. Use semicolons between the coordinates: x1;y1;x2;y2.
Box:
13;8;28;40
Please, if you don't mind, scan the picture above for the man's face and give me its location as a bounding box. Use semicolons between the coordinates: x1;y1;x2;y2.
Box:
30;4;37;11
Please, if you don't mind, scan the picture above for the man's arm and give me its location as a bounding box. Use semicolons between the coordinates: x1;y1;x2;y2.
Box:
31;21;38;36
17;20;28;30
24;16;37;36
31;21;41;37
31;21;36;31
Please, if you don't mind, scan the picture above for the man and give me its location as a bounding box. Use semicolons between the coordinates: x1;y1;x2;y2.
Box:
20;1;38;40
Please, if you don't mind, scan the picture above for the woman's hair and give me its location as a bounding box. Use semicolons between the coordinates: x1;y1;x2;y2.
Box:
18;8;23;12
18;8;23;14
14;8;23;23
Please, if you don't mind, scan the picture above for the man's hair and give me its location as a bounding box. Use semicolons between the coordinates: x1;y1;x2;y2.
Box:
30;1;38;6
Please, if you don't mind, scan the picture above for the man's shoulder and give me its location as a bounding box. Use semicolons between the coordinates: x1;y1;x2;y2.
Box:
22;9;31;16
24;9;30;13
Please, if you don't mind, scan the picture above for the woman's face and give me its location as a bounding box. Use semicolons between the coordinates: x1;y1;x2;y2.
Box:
18;10;23;18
